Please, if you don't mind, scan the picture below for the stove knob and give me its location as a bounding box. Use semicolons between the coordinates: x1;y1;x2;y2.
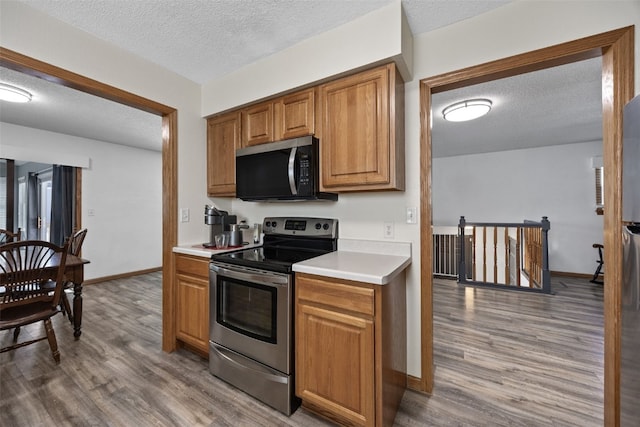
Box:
265;221;271;228
323;223;330;230
315;223;322;230
271;221;278;228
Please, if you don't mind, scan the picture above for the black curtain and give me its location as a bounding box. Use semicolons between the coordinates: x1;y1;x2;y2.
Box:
50;165;75;246
27;172;38;239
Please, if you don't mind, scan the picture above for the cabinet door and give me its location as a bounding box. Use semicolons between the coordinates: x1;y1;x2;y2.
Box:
175;255;210;355
320;64;404;192
243;101;274;146
207;111;241;196
176;273;209;352
276;88;315;140
296;302;375;427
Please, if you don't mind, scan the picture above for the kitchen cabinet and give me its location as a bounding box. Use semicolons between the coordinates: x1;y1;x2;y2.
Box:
318;63;405;192
242;88;315;147
276;88;316;140
295;272;406;427
242;101;273;146
207;111;241;197
175;254;210;357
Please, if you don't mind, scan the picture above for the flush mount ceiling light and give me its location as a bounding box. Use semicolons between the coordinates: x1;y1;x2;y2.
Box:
442;98;492;122
0;83;33;103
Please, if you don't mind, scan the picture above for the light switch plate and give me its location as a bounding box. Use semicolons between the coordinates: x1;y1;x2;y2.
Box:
180;208;190;223
406;207;417;224
383;221;394;239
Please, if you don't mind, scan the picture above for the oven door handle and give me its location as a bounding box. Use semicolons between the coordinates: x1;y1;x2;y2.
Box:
211;343;288;384
210;263;289;287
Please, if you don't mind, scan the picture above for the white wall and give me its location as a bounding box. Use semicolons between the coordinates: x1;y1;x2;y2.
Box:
0;122;162;280
1;0;638;379
0;1;207;246
433;141;604;275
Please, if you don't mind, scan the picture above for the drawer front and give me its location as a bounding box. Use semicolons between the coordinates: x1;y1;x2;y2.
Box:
297;274;374;317
175;254;209;279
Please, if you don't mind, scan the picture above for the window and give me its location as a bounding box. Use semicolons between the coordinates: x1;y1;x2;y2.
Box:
38;171;53;241
595;167;604;215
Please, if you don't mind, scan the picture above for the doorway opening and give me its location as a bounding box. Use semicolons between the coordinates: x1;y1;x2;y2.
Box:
418;26;633;425
0;47;179;351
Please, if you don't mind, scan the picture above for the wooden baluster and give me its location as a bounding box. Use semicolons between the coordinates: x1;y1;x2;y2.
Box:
472;227;477;281
493;227;498;284
504;228;509;285
482;227;487;282
516;227;521;287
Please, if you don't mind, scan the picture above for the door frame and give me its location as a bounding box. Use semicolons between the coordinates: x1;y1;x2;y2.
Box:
419;26;634;425
0;47;179;352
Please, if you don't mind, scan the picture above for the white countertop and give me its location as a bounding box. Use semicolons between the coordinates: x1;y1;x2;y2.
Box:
292;239;412;285
173;242;261;257
174;238;412;285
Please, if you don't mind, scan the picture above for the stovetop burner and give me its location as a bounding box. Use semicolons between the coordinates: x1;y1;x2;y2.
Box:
210;217;338;274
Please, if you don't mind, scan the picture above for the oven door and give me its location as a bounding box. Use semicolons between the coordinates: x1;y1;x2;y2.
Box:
209;262;292;374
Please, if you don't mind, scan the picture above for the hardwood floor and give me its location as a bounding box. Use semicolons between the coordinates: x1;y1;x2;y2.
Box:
0;273;603;426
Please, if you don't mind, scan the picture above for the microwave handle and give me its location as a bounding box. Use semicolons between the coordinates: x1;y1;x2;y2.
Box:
288;147;298;195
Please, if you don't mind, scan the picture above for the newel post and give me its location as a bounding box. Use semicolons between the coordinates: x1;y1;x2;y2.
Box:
458;216;467;284
541;216;551;293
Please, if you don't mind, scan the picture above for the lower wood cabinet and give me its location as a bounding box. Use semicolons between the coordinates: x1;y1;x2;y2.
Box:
295;273;406;427
175;254;210;356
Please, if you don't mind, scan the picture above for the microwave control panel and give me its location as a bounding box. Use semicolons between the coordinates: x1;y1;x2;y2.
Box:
298;153;312;192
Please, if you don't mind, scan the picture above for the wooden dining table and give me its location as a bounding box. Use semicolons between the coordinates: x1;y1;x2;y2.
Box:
1;251;90;339
63;254;91;339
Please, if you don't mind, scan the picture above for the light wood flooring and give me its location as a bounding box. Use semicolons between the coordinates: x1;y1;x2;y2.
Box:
0;273;603;426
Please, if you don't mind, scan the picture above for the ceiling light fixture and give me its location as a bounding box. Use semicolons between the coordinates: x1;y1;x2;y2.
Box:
0;83;33;103
442;98;492;122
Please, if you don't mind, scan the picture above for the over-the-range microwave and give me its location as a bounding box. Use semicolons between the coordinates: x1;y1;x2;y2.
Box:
235;135;338;202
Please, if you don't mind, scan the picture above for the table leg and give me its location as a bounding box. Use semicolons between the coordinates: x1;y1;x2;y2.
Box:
73;282;83;339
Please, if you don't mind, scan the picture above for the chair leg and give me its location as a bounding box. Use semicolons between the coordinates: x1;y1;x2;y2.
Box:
44;318;60;364
60;290;74;324
13;326;21;342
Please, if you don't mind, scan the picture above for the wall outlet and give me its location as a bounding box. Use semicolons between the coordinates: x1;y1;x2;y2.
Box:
180;208;190;223
87;208;95;217
383;221;394;239
406;207;417;224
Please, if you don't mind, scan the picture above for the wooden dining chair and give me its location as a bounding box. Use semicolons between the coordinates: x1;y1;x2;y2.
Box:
0;240;69;363
0;228;21;245
57;228;88;323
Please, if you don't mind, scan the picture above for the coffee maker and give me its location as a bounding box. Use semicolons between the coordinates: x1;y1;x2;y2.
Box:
204;205;237;248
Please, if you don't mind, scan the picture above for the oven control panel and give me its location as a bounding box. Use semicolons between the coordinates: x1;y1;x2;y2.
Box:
263;217;338;238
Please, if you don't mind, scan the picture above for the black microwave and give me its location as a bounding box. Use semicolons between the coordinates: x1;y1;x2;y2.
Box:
235;136;338;202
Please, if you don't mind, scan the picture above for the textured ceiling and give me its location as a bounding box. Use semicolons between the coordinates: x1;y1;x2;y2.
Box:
0;66;162;151
16;0;512;84
432;57;603;158
0;0;603;158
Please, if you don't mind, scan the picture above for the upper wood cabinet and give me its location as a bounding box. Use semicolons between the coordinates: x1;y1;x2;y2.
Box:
276;89;315;140
243;101;273;147
319;63;405;192
242;88;315;147
207;111;241;197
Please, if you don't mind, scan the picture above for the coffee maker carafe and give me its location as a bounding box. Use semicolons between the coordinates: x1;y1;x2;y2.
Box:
204;205;237;248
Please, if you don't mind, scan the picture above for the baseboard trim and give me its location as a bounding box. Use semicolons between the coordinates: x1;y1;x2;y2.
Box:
551;270;593;279
407;375;427;393
84;267;162;285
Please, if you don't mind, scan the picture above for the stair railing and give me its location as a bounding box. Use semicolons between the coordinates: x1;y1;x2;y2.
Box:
458;216;551;293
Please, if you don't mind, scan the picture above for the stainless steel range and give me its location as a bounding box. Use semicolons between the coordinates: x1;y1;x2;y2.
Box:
209;216;338;415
